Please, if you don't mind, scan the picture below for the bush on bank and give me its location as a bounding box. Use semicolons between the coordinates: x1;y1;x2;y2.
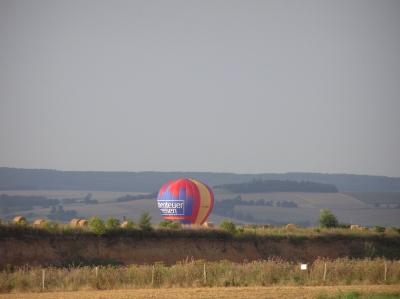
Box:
1;217;399;240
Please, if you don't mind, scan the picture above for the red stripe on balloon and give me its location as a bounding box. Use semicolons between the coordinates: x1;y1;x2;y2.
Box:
172;179;182;197
158;182;169;197
185;179;193;197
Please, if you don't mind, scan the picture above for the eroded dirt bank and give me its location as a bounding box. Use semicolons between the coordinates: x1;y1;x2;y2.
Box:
1;235;385;269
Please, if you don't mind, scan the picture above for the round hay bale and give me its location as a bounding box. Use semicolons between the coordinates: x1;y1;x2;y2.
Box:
34;219;45;227
286;223;296;230
70;219;81;226
78;219;88;226
14;216;26;223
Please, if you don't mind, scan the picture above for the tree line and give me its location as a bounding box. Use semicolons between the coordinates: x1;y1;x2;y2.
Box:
214;178;338;193
211;195;301;225
115;192;158;202
0;194;58;214
2;167;400;192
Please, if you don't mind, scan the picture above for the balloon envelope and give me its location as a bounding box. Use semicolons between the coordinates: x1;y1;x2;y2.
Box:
157;178;214;225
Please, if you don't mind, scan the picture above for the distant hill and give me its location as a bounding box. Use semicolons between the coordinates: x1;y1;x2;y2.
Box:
1;167;400;192
214;179;338;193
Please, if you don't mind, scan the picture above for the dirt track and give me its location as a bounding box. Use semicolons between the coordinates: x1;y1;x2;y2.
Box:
1;285;399;299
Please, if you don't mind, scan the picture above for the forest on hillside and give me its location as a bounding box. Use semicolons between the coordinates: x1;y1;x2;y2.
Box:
214;178;338;193
1;167;400;192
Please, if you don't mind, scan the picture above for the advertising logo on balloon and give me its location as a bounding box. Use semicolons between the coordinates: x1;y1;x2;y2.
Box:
158;200;185;215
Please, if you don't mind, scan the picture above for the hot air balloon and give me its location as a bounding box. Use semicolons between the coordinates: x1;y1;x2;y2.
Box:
157;178;214;225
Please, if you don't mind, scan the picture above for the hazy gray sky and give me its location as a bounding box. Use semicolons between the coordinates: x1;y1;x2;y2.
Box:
1;1;400;177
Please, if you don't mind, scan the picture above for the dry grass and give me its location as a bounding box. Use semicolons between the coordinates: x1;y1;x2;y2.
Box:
1;258;399;294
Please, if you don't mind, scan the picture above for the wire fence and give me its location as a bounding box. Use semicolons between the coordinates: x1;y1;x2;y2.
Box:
1;257;399;293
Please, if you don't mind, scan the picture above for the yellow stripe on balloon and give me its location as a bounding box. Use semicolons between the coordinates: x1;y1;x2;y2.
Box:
190;179;212;224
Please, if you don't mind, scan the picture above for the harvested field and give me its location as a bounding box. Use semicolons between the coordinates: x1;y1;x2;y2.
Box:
1;285;399;299
2;191;400;227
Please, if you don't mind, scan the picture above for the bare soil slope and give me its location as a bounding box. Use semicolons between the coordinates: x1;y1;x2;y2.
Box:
0;236;374;269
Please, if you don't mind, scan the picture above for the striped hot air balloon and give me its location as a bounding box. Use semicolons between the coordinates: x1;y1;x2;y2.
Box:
157;178;214;225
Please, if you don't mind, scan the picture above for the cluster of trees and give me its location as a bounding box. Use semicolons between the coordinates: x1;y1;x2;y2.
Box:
212;195;300;225
115;192;158;202
316;208;351;229
0;194;58;214
83;193;98;205
214;178;338;193
374;203;400;209
276;200;298;207
212;195;297;218
47;205;78;221
0;193;96;218
226;211;257;223
61;198;78;204
88;212;152;236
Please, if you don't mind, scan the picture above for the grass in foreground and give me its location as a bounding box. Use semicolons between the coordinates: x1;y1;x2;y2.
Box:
316;291;400;299
1;258;400;294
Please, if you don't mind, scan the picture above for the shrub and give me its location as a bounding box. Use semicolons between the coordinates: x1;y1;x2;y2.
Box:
158;220;181;229
16;220;29;229
88;216;106;236
390;227;400;234
41;220;52;230
236;227;245;235
374;226;386;233
105;217;120;229
138;211;152;231
338;223;351;229
220;220;236;234
123;219;136;229
317;209;339;228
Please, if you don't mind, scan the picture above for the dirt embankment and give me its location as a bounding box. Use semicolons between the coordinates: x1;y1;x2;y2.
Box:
1;235;378;269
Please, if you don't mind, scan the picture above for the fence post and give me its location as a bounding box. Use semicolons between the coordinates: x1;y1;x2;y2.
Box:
384;262;387;282
203;263;207;282
42;269;45;290
323;262;327;283
151;265;154;286
96;266;98;277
